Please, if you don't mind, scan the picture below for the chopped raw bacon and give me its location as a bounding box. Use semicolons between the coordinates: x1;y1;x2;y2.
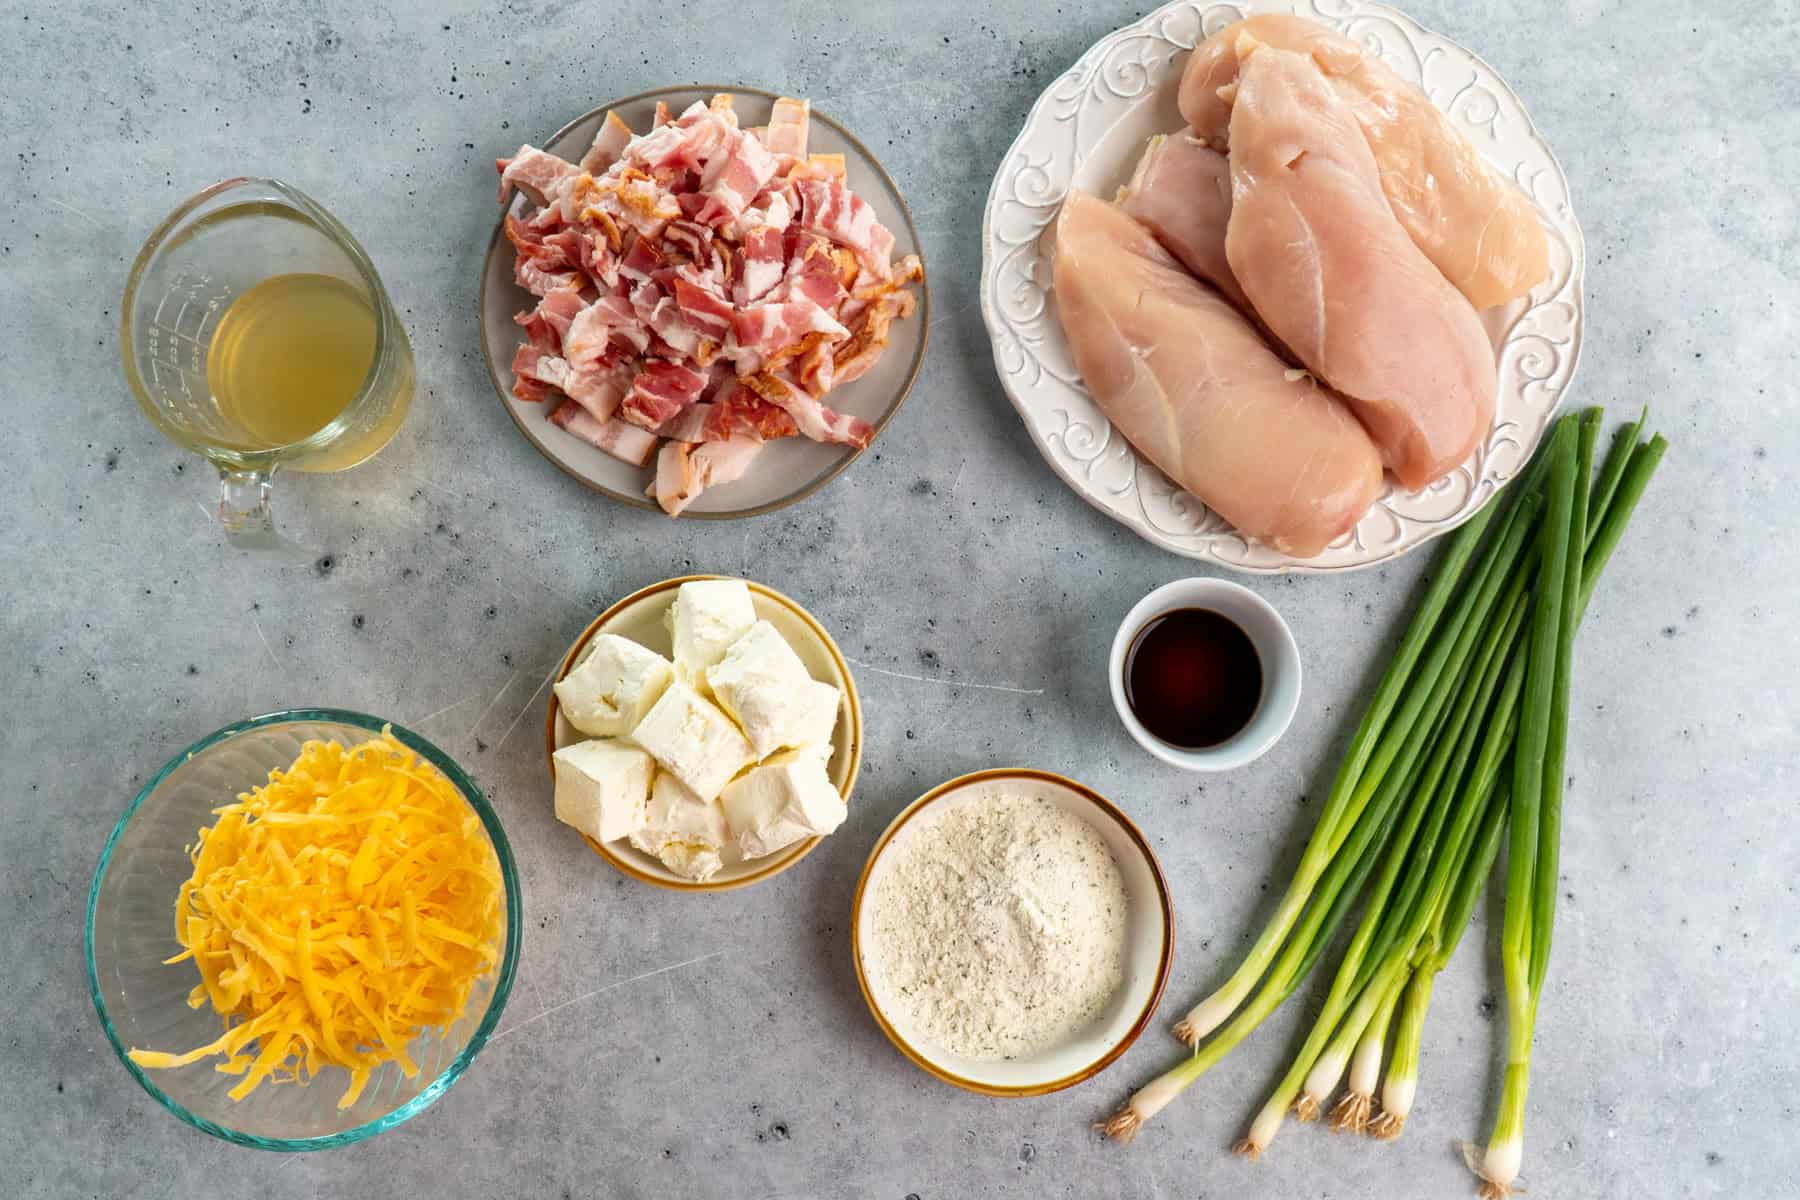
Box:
796;178;896;281
547;400;659;467
789;153;846;183
512;344;575;395
564;360;632;423
618;234;666;285
515;257;579;298
743;372;873;448
763;97;811;158
673;277;735;342
662;219;712;263
709;383;799;441
652;101;672;128
736;226;787;304
651;437;763;516
580;111;635;175
514;290;586;353
657;402;715;443
495;95;920;513
626;116;727;174
792;335;836;397
777;231;847;310
496;145;580;206
619;359;709;430
542;227;618;290
833;290;916;386
730;299;848;370
695;130;780;227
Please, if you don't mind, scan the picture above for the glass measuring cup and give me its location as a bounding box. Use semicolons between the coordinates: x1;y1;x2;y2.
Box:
121;178;414;548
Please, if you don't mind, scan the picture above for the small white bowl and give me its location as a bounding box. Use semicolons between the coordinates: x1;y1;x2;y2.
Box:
1108;578;1301;771
851;769;1173;1096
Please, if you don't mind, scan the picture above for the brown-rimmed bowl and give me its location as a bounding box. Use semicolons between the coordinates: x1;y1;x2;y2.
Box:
545;575;862;891
850;768;1173;1096
480;84;929;518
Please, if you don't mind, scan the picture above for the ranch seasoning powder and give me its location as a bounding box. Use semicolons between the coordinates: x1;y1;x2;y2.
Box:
865;791;1129;1061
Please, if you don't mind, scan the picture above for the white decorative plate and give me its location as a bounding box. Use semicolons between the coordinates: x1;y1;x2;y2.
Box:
980;0;1584;573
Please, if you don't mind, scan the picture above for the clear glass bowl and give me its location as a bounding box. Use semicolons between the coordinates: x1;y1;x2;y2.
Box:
85;709;521;1149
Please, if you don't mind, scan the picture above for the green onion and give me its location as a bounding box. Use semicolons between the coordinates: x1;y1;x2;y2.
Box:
1481;411;1581;1196
1171;497;1504;1045
1099;412;1666;1162
1332;967;1406;1133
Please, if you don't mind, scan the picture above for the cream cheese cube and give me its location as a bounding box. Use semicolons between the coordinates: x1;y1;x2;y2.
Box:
554;634;674;737
629;772;728;881
704;620;841;758
551;738;653;844
665;579;757;685
629;679;754;800
720;751;848;859
786;678;841;757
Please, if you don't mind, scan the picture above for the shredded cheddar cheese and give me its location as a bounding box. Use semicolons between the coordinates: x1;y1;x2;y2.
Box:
128;730;505;1108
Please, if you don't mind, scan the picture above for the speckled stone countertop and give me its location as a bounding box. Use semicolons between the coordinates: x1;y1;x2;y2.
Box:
3;2;1795;1198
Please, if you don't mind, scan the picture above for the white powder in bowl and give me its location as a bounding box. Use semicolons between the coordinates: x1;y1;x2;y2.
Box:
864;791;1129;1061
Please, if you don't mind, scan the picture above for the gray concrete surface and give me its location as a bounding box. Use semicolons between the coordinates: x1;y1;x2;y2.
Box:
3;1;1796;1197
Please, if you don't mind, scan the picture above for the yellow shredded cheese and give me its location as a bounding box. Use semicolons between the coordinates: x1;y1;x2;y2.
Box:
128;729;505;1108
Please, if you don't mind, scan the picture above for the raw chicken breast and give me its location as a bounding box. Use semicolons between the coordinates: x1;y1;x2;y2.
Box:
1181;14;1549;309
1225;36;1496;491
1052;191;1382;557
1115;134;1250;312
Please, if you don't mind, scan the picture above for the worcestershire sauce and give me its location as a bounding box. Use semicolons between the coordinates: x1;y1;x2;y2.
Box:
1124;609;1263;748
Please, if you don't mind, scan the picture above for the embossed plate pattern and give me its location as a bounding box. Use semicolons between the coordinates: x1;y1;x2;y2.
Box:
980;0;1584;573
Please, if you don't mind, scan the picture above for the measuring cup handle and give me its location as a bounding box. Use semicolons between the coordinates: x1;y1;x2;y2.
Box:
216;467;309;554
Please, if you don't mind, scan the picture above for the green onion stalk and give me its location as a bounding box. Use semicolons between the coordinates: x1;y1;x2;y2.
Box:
1332;966;1406;1134
1369;709;1515;1141
1478;419;1667;1197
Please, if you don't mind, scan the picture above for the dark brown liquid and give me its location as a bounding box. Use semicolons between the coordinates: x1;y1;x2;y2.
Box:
1124;608;1263;749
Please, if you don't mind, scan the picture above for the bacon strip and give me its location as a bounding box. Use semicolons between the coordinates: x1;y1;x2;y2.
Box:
673;277;735;342
763;97;811;158
743;372;872;448
496;145;580;206
796;178;896;281
651;437;763;516
547;400;659;467
695;130;780;227
580;111;635;175
620;359;709;429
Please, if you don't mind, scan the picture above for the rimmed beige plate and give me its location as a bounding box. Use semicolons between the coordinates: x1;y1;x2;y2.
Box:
851;768;1174;1097
545;575;863;892
481;84;930;519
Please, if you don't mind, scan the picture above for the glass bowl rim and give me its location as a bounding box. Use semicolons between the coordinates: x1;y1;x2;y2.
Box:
84;707;524;1151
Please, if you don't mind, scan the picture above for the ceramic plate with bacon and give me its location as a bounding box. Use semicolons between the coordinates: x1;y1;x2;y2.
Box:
480;85;928;518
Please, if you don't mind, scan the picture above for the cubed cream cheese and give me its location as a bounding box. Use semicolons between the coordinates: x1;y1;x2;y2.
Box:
665;579;757;685
630;679;754;801
705;621;842;758
551;738;653;844
629;771;729;881
720;751;848;859
554;633;675;737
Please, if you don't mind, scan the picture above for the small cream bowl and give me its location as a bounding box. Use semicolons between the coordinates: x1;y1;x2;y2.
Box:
1108;577;1301;771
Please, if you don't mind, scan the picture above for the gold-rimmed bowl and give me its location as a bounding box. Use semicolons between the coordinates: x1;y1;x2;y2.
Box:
544;575;862;891
851;768;1174;1097
480;84;929;518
